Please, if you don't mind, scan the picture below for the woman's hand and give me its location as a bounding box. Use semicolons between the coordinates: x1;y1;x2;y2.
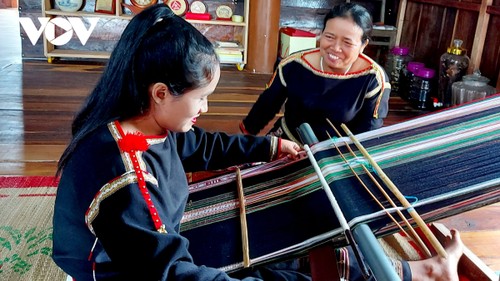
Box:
279;139;303;160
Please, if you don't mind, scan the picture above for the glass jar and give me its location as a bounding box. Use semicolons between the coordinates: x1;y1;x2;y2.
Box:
451;70;496;106
400;61;425;100
385;46;412;96
438;39;470;108
410;68;436;109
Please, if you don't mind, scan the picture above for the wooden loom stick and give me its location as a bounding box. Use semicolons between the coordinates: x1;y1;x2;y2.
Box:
340;123;448;259
326;121;432;258
302;144;374;279
235;167;251;267
325;130;432;258
298;123;398;280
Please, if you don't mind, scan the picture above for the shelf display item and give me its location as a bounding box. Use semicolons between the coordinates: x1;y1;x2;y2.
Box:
186;0;211;20
231;15;243;23
131;0;158;9
122;2;143;14
214;41;243;64
279;27;317;58
216;5;233;20
164;0;189;16
55;0;83;12
451;70;496;106
190;1;207;13
94;0;116;14
438;39;470;107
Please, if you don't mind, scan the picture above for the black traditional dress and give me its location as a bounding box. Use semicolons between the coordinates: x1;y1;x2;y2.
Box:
53;121;314;281
240;48;391;143
240;48;413;281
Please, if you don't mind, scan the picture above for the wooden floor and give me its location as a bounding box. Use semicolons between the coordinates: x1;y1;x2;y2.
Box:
1;8;499;276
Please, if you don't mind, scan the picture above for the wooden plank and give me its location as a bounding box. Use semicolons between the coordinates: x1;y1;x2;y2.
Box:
395;0;407;45
487;5;500;15
399;2;423;55
468;0;493;73
410;0;481;12
438;203;500;270
453;9;480;55
432;223;499;281
418;4;448;68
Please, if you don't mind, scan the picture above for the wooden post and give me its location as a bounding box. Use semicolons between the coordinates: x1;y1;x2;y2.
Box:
247;0;281;74
380;0;386;23
468;0;492;74
395;0;407;46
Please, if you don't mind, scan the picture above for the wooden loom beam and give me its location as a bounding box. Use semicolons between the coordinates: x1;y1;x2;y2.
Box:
341;124;449;259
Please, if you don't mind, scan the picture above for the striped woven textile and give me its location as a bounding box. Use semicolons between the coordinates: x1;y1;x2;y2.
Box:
182;95;500;272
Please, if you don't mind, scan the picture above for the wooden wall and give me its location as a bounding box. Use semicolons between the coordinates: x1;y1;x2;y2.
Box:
1;0;17;8
278;0;400;68
17;0;499;88
396;0;500;89
19;0;395;60
277;0;499;89
279;0;395;36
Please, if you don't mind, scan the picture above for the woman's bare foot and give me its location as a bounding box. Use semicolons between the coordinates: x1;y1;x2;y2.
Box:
408;229;464;281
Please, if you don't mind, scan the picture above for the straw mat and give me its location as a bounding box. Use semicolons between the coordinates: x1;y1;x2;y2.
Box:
0;176;66;281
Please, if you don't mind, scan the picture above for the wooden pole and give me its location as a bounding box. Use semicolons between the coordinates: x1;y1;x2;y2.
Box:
395;0;407;46
235;168;251;267
341;124;448;259
468;0;493;74
247;0;281;74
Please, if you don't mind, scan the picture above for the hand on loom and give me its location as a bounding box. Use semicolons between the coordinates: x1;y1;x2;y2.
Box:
408;228;464;281
279;139;304;160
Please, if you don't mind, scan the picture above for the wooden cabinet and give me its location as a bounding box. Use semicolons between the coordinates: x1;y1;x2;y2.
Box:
41;0;250;69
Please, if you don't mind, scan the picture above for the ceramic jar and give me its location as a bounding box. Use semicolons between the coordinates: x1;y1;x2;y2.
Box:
451;70;496;106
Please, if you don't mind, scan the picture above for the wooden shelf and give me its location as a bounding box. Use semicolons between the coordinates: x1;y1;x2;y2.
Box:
46;49;111;59
187;19;246;26
41;0;250;70
43;9;130;18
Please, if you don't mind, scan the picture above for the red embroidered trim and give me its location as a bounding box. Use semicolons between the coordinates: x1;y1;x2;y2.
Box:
118;133;149;152
277;137;282;160
118;132;167;233
129;150;165;232
239;122;250;134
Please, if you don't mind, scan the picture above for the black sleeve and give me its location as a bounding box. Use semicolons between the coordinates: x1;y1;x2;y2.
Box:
174;127;278;172
346;69;390;134
241;68;288;135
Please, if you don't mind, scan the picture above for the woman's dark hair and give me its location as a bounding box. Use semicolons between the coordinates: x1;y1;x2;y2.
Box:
323;3;373;42
57;4;219;174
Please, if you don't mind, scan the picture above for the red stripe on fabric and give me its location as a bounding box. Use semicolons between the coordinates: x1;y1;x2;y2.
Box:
0;176;59;188
408;240;427;259
18;193;57;197
276;137;282;161
398;231;427;259
88;249;93;261
239;122;249;134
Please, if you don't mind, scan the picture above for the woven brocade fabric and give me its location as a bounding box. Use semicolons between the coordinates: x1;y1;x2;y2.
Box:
182;95;500;272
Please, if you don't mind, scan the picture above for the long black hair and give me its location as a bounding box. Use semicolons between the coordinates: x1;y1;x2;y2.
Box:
57;4;219;175
323;3;373;42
